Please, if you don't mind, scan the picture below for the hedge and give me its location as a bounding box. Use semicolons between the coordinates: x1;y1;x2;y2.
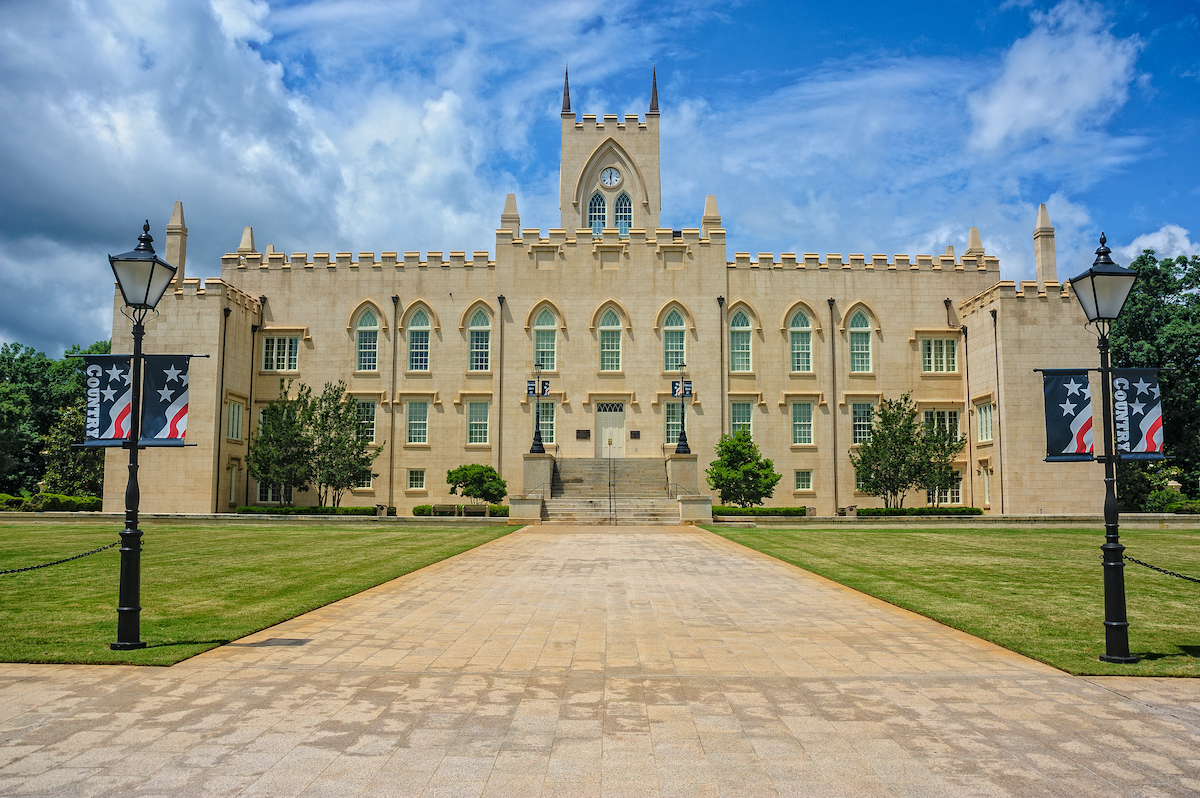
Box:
0;493;103;512
411;504;508;517
713;506;808;516
1168;501;1200;514
857;506;983;516
235;505;376;515
489;504;509;517
412;505;432;516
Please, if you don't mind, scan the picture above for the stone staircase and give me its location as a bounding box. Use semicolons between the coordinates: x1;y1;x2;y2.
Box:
542;458;677;524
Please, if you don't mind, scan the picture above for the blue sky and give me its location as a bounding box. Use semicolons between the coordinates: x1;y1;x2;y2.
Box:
1;0;1197;355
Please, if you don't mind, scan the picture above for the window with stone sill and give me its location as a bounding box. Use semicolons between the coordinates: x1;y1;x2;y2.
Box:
789;311;812;372
729;311;751;372
356;309;379;372
849;311;872;373
468;310;490;371
408;309;430;371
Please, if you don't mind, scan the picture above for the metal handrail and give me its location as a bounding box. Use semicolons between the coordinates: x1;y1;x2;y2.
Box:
667;482;702;499
526;481;553;500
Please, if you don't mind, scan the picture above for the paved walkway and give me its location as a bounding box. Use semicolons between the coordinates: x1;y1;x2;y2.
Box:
2;525;1199;797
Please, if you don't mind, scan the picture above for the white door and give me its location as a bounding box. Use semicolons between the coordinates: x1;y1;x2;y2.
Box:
595;403;625;457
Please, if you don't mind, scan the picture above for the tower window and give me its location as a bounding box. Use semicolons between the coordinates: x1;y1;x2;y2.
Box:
615;193;632;236
663;309;685;370
468;309;490;371
730;311;751;372
356;309;379;372
588;193;606;236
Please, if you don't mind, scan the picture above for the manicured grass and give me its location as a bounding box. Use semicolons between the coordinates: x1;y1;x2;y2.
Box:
705;524;1200;676
0;521;519;666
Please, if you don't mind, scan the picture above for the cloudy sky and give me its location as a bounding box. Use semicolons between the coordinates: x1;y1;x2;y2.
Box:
2;0;1197;355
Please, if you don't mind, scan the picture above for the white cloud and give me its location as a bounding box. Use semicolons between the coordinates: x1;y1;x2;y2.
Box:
969;1;1141;151
1115;225;1199;264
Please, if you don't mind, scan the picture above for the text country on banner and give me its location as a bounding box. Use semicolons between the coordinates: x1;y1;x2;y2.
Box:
1043;369;1094;462
1112;368;1165;461
140;355;191;446
81;355;133;447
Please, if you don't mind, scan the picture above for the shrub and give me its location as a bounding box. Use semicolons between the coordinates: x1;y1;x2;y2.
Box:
412;505;432;516
0;493;23;510
713;506;806;516
856;506;983;517
488;504;509;517
16;493;103;512
446;464;507;504
1145;489;1184;514
235;505;375;515
1169;500;1200;514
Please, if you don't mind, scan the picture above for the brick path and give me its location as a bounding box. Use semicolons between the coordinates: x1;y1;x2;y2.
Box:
2;525;1199;797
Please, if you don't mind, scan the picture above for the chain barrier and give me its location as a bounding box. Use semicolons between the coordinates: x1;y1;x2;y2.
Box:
1121;555;1200;585
0;541;119;575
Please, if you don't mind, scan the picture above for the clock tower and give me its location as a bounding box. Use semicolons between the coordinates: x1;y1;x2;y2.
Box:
558;67;662;232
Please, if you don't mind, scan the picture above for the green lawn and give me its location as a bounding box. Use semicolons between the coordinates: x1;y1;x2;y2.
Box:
0;520;518;666
705;524;1200;676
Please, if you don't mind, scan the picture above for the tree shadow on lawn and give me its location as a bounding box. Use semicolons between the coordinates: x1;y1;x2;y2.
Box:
1132;644;1200;662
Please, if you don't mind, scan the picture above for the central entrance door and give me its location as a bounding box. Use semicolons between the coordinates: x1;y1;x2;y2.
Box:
595;402;625;457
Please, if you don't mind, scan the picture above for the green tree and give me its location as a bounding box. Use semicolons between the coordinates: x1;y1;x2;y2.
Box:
446;464;507;504
39;399;104;497
705;429;782;507
848;394;923;508
1110;250;1200;505
308;381;380;507
246;380;313;506
918;422;966;508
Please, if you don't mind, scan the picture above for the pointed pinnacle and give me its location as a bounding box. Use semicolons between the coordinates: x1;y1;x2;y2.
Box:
649;65;659;114
562;65;571;113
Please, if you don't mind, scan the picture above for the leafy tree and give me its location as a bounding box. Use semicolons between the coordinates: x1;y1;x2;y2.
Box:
1110;250;1200;506
705;429;782;507
39;399;104;497
446;464;507;504
246;380;313;506
848;394;924;508
308;381;380;507
918;422;967;508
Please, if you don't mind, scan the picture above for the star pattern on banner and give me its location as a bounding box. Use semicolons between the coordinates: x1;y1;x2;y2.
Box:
1060;400;1077;416
1133;378;1152;395
158;386;175;402
100;387;116;402
1130;399;1146;416
1063;379;1082;396
105;364;124;383
163;365;182;383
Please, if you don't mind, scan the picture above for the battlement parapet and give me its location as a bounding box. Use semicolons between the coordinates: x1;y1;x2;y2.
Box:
959;279;1072;314
221;249;496;270
725;252;1001;271
498;227;718;248
568;112;652;131
172;277;260;309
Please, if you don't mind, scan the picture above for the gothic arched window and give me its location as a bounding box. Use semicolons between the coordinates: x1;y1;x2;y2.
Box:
849;310;872;372
599;309;622;371
356;308;379;372
408;308;430;371
729;310;751;372
663;309;685;371
534;308;557;371
789;310;812;373
469;309;491;371
588;193;606;236
615;193;632;236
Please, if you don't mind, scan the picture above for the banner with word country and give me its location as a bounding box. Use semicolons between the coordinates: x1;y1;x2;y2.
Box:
1043;369;1094;461
81;355;134;446
1112;368;1165;461
139;355;191;446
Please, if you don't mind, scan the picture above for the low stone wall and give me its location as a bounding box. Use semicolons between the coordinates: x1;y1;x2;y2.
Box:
3;512;514;525
711;514;1198;530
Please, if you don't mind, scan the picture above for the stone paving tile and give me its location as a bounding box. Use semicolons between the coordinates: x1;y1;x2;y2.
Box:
2;524;1200;797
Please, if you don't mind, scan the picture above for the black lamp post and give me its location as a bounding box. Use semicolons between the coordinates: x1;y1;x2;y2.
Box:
530;360;545;454
1068;233;1138;664
108;221;176;651
675;363;691;454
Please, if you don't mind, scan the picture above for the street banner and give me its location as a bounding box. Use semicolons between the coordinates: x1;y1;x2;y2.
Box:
1112;369;1165;460
672;380;680;397
81;355;133;446
671;381;694;398
683;380;692;397
139;355;191;446
541;380;550;396
526;380;536;396
1043;369;1094;461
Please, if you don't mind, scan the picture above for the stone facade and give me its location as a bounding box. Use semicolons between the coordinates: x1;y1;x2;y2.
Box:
104;77;1104;515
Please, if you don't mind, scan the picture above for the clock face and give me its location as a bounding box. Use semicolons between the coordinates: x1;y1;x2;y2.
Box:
600;167;621;187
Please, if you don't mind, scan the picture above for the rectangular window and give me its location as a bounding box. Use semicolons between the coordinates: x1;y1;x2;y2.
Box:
227;400;244;441
921;339;958;373
407;401;428;444
923;409;960;437
849;331;871;372
228;464;238;504
791;402;813;445
408;469;425;490
791;331;811;372
535;329;556;371
357;330;378;371
537;400;555;444
855;469;866;492
730;330;751;372
731;402;752;436
600;330;621;371
927;470;963;506
977;403;994;442
408;330;429;371
852;403;873;444
468;401;489;444
469;330;490;371
983;466;991;505
665;401;682;444
357;400;376;443
356;474;372;489
794;470;812;491
258;483;292;504
664;330;685;371
262;336;298;371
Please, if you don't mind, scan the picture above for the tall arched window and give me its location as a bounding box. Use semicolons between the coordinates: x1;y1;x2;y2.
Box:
599;309;622;371
849;310;872;372
468;309;491;371
663;309;685;370
356;308;379;371
588;193;606;236
408;308;430;371
789;310;812;372
534;308;557;371
729;310;751;372
615;193;632;236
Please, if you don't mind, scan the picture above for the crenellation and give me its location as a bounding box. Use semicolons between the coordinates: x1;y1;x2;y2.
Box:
404;251;421;268
222;253;240;270
472;251;491;266
315;252;330;268
522;228;541;240
624;114;638;127
246;253;263;269
827;254;844;269
849;254;865;269
872;255;888;269
655;229;674;245
804;253;820;269
733;252;752;267
894;254;910;269
427;251;444;267
291;252;308;269
336;252;352;268
548;229;567;246
756;252;773;268
267;252;285;269
782;253;797;268
449;251;466;267
381;252;398;268
181;277;203;295
358;252;376;268
916;255;933;269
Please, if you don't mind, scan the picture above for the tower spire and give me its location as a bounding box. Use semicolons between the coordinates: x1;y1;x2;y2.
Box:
561;65;571;114
648;65;659;115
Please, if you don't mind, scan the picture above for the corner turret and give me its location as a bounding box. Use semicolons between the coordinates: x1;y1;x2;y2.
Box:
1033;203;1057;291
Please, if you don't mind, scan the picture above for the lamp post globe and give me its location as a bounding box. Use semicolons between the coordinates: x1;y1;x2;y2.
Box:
675;363;690;455
108;221;176;651
1069;233;1139;664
